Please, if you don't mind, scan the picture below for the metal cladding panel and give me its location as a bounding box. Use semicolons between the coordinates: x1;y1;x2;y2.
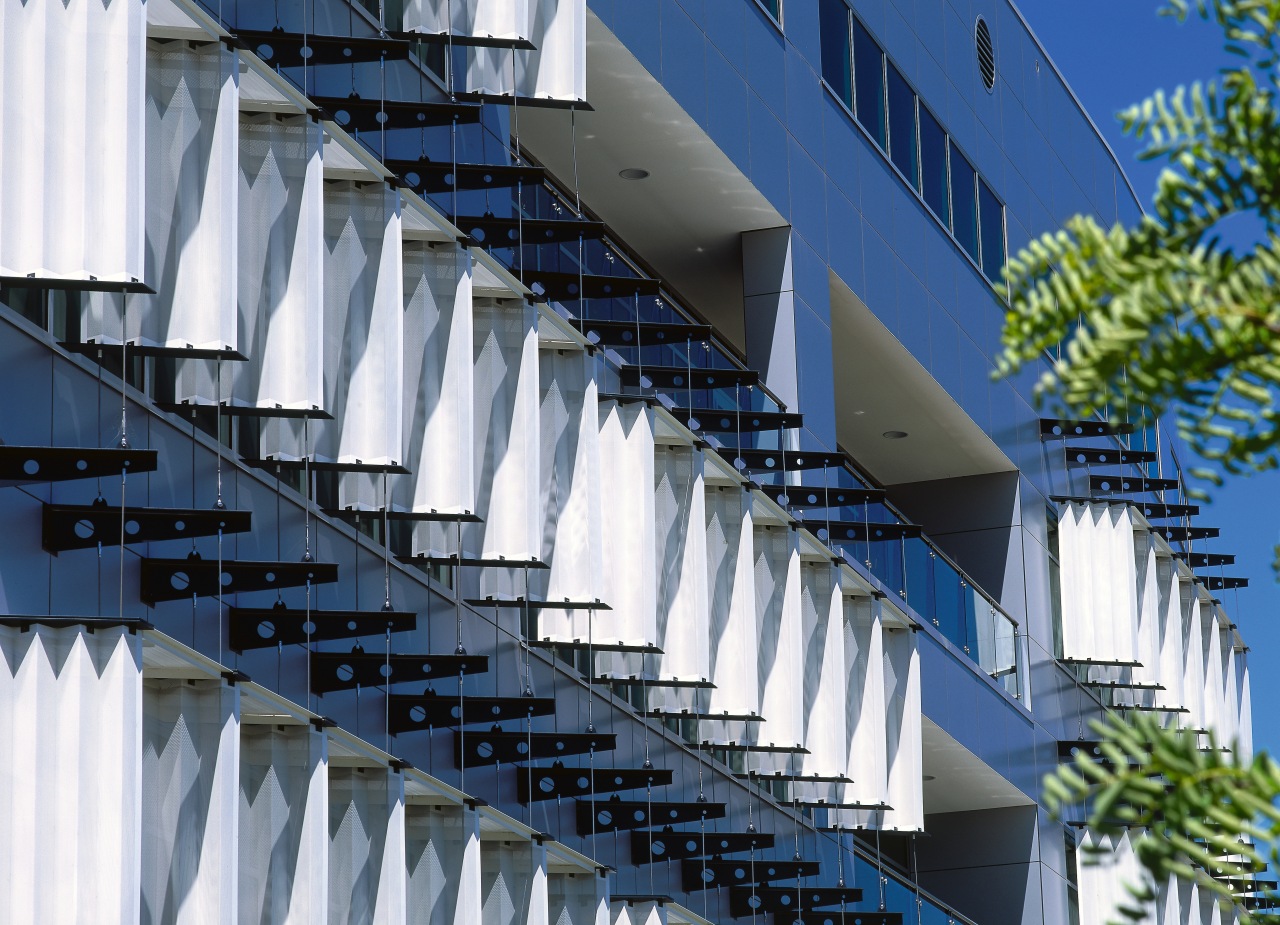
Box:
0;0;145;283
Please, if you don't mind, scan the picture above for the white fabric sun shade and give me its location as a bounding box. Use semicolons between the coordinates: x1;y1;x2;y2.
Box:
0;0;146;283
705;485;757;716
238;725;329;923
401;242;475;519
84;40;239;371
654;445;709;689
234;115;325;414
328;767;407;925
597;399;657;648
755;525;803;749
1057;502;1140;666
799;564;846;783
536;348;603;638
141;679;240;925
882;620;923;831
320;182;404;470
468;300;541;561
843;594;888;820
0;625;143;923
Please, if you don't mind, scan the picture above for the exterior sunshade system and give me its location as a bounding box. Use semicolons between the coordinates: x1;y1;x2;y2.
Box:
84;40;239;377
405;804;482;924
799;563;847;794
238;724;329;923
401;0;587;102
320;181;405;501
479;838;545;924
754;524;803;753
597;399;657;651
0;625;143;923
1076;830;1147;925
882;619;924;831
536;348;603;638
547;868;608;925
233;115;326;416
1057;502;1140;667
705;485;758;716
0;0;145;283
1156;554;1186;709
467;299;542;565
328;767;407;925
141;679;240;924
401;242;475;528
1131;530;1163;705
1180;578;1208;733
845;594;890;824
653;444;709;703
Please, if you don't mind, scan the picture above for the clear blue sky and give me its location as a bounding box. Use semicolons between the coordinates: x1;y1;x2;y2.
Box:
1014;0;1280;754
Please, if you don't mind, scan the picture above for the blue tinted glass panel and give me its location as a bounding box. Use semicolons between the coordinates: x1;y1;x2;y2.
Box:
918;104;947;220
852;19;885;148
949;141;978;261
978;177;1005;281
819;0;852;108
758;0;783;22
886;62;917;185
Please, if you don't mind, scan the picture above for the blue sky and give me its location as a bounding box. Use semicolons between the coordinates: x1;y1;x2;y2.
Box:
1014;0;1280;754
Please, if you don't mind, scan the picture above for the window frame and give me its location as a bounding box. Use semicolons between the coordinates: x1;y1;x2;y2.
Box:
752;0;784;30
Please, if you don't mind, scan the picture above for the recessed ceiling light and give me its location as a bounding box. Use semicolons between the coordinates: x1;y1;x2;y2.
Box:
618;168;650;180
882;430;908;439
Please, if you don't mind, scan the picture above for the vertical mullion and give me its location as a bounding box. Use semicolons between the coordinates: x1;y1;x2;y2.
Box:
847;8;857;120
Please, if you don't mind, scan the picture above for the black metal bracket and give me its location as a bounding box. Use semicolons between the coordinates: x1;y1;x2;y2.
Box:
388;693;555;732
326;507;483;524
681;857;818;892
247;457;410;475
1181;551;1235;567
42;503;251;553
577;799;725;835
0;446;157;487
310;652;489;693
724;448;847;473
650;710;765;724
399;553;549;570
234;29;411;67
1064;446;1157;465
760;484;885;508
388;29;536;49
619;366;759;390
803;519;923;542
1089;474;1180;494
387;159;546;194
139;557;338;604
668;408;803;434
0;275;153;294
156;400;332;421
594;675;715;690
311;95;482;131
464;597;611;611
1040;419;1135;439
631;830;775;864
519;274;662;305
517;766;673;803
1203;576;1248;590
455;730;616;766
1152;525;1220;542
62;339;246;361
229;606;416;651
456;215;606;246
729;886;865;917
1131;501;1201;519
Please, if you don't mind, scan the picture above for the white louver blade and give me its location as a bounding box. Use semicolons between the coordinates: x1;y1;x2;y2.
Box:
598;399;657;654
755;524;803;755
1058;502;1140;666
654;445;709;700
883;617;923;831
706;485;758;716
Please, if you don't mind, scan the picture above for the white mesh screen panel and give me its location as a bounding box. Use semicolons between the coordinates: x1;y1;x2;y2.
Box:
843;595;888;823
705;486;757;716
406;804;478;925
0;0;146;282
800;564;845;788
1058;502;1140;665
401;242;475;520
754;525;802;750
597;401;657;647
653;445;708;689
328;766;406;925
233;115;325;415
882;620;923;830
141;679;240;925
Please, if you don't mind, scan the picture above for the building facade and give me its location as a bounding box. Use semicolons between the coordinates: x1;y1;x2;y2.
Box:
0;0;1255;923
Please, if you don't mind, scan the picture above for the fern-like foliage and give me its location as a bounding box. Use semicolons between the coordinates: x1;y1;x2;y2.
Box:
1048;713;1280;922
998;0;1280;485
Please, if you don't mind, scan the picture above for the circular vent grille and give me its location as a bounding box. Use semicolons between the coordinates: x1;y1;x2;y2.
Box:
975;17;995;91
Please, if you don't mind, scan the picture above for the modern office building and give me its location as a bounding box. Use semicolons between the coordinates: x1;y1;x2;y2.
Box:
0;0;1256;923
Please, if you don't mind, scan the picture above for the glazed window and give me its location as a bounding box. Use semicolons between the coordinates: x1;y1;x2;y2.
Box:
918;104;948;221
819;0;852;109
978;178;1005;282
886;62;918;186
949;141;979;262
851;19;885;148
